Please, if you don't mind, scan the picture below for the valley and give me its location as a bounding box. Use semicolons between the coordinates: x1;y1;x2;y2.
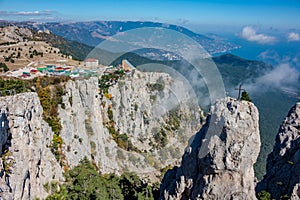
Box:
0;21;299;199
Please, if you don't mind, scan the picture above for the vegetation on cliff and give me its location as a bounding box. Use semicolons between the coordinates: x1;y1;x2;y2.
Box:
45;157;159;200
0;77;70;167
34;76;69;168
241;90;252;102
0;78;28;95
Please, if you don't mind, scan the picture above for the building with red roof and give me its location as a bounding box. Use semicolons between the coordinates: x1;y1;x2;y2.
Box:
84;58;99;68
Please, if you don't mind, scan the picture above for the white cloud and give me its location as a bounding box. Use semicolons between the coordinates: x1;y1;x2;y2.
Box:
0;10;53;16
258;50;300;70
244;64;299;93
240;26;276;44
17;11;41;15
288;32;300;41
255;64;298;87
0;10;60;22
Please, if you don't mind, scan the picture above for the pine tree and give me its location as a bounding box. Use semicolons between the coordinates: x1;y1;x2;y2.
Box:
0;62;9;72
241;91;251;102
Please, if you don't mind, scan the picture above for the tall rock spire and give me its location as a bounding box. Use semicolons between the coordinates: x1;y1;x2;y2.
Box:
160;97;260;200
257;102;300;199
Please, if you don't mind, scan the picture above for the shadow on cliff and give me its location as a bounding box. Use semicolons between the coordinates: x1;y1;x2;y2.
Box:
256;104;300;199
0;109;12;193
159;114;213;199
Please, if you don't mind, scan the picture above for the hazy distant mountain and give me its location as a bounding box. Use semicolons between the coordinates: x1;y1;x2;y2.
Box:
0;21;239;57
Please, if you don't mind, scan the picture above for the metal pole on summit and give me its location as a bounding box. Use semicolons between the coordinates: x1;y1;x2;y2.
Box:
235;84;245;101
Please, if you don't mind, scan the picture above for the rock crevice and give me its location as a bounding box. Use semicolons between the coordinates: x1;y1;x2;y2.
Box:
257;102;300;199
0;93;63;200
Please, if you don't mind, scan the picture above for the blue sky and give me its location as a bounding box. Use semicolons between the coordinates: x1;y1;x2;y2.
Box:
0;0;300;29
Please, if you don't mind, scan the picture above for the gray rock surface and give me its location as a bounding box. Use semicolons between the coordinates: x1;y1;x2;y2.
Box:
257;102;300;199
59;72;201;181
0;93;63;200
160;97;260;200
0;70;201;199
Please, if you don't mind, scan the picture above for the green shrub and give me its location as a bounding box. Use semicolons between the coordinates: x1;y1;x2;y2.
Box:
98;70;125;95
154;128;167;148
257;190;271;200
280;195;290;200
107;108;114;121
46;117;62;134
45;157;159;199
167;107;180;131
1;150;14;175
0;62;9;72
287;160;294;165
107;126;117;136
241;90;251;102
0;79;28;95
51;133;63;161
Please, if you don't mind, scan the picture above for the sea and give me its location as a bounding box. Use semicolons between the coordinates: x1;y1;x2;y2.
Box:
216;35;300;71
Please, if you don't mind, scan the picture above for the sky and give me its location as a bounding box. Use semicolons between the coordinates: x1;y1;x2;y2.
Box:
0;0;300;30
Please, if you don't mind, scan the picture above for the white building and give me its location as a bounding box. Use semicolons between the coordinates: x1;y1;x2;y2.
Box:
84;58;99;68
121;59;135;72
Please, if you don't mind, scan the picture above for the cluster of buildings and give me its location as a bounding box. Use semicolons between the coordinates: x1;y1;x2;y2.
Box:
6;64;98;79
36;65;98;78
4;58;135;79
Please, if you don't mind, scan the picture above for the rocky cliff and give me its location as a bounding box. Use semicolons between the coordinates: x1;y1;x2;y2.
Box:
0;93;63;200
59;71;200;178
0;70;201;199
257;102;300;199
160;97;260;200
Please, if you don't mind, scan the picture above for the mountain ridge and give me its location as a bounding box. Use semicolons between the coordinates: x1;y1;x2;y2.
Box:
0;20;239;56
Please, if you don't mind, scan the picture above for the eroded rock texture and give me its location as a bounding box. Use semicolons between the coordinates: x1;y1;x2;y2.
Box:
160;97;260;200
257;102;300;200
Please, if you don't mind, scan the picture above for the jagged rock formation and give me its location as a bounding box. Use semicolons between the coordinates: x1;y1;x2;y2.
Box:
256;102;300;199
0;71;201;199
0;93;63;200
59;72;200;180
160;97;260;200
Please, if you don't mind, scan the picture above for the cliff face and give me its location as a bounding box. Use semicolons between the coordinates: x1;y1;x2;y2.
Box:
0;93;63;200
0;71;201;199
257;102;300;199
160;97;260;200
59;72;200;179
